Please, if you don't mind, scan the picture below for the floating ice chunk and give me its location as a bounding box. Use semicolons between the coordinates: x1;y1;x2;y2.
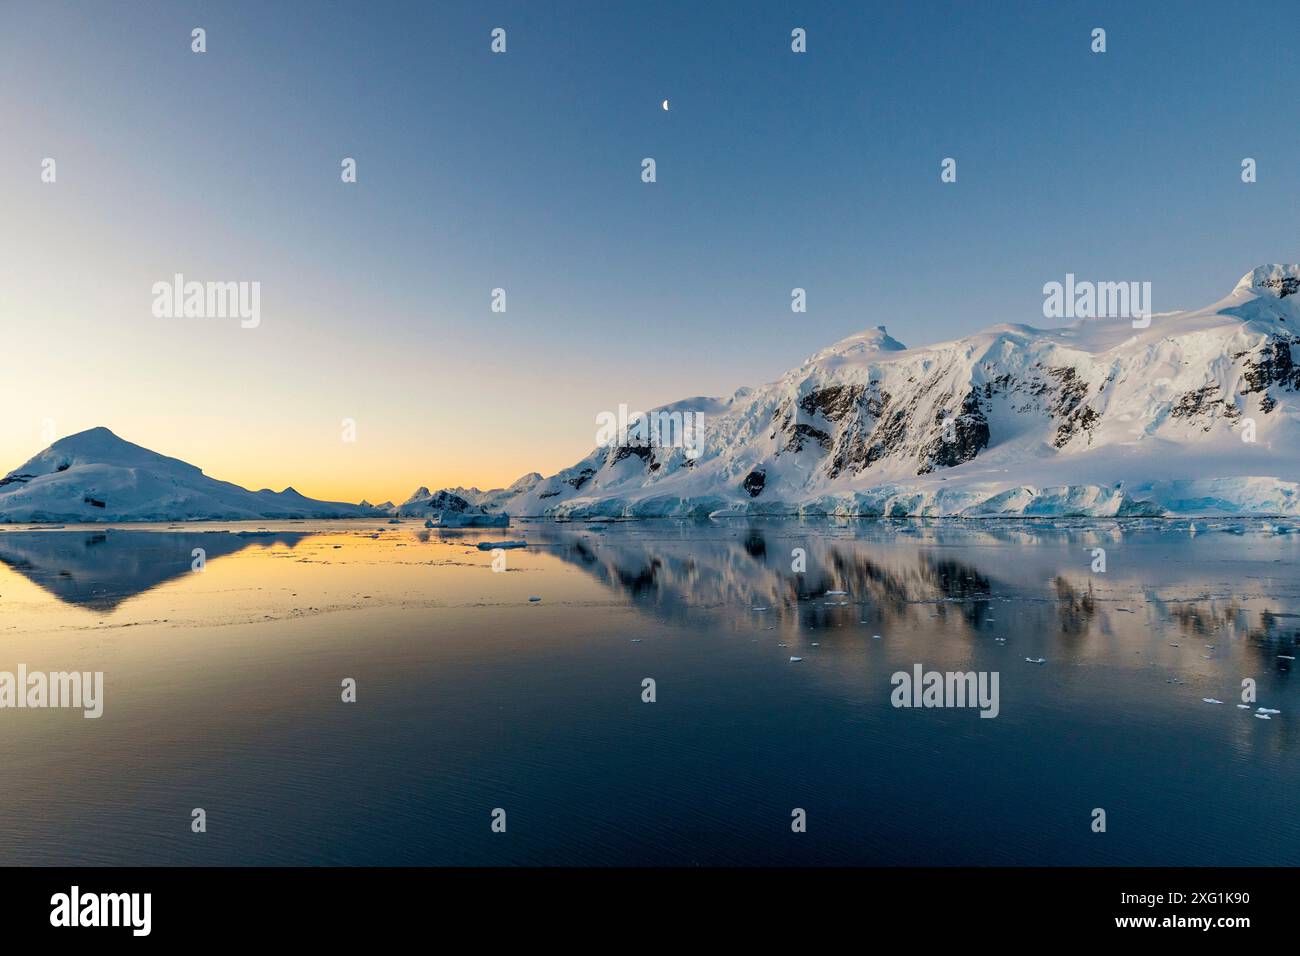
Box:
751;607;768;611
811;642;820;647
1279;654;1296;660
826;590;847;596
1255;713;1272;720
872;634;882;640
1025;657;1047;664
630;639;642;643
477;540;527;550
1202;698;1224;704
1257;707;1281;714
789;656;803;663
528;596;541;603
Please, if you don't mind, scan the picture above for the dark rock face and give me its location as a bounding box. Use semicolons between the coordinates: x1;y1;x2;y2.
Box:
1258;276;1300;298
422;490;471;513
610;444;653;466
799;384;870;421
83;496;106;508
784;423;831;453
567;467;597;491
1170;384;1240;431
1242;336;1300;413
0;474;33;489
742;469;766;497
917;390;990;474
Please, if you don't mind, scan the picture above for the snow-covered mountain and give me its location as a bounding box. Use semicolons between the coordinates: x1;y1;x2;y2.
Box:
485;265;1300;518
0;427;383;522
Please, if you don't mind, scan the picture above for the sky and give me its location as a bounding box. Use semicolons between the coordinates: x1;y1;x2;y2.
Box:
3;0;1299;504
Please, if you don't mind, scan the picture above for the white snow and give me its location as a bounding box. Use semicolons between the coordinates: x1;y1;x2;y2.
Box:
486;265;1300;518
0;427;381;522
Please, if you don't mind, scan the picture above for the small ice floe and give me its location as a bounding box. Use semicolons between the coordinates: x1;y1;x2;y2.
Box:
1257;707;1281;715
528;596;542;603
789;656;803;663
1280;654;1296;661
1205;644;1215;649
811;642;820;647
1116;608;1136;613
872;634;882;640
778;642;788;647
424;519;434;528
1202;698;1224;704
387;518;402;524
478;540;526;550
1237;704;1250;709
751;606;768;612
1024;657;1047;664
630;638;642;643
826;590;848;596
1169;643;1180;647
1202;655;1213;660
1255;713;1272;720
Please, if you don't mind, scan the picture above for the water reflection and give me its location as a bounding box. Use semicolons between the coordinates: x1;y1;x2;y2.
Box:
1;518;1296;865
543;520;1300;676
0;529;312;611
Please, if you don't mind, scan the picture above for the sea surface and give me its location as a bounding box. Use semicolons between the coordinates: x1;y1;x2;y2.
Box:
0;518;1296;865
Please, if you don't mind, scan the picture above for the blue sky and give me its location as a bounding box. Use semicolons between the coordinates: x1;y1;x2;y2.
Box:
3;0;1297;498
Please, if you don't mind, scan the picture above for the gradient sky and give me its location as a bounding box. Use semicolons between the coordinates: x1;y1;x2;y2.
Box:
3;0;1298;503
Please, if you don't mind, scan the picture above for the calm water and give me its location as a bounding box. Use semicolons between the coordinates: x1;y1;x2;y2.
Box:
0;518;1296;866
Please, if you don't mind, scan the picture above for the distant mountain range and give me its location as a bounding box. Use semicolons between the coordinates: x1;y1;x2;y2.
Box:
5;264;1299;522
444;264;1300;518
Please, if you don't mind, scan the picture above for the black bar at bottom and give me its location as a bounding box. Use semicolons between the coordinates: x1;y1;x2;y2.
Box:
0;867;1282;942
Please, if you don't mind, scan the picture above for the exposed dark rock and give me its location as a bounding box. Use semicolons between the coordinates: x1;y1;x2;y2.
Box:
1170;384;1240;431
742;469;766;497
567;467;597;491
917;390;989;473
1258;276;1300;298
610;444;653;466
1241;337;1300;413
784;423;831;453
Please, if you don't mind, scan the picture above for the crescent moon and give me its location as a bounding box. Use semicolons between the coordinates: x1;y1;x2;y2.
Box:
662;99;669;111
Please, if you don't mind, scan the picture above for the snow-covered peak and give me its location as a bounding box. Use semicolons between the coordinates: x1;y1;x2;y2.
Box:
1;427;384;522
6;426;199;480
507;472;544;492
1232;264;1300;299
403;487;432;505
805;326;908;366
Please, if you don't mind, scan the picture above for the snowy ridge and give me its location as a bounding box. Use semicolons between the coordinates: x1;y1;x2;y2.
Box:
486;265;1300;518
